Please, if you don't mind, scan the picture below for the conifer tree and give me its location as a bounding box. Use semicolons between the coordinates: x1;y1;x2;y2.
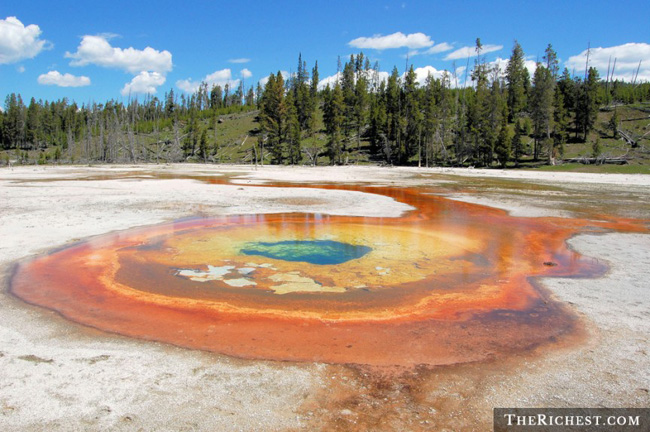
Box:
259;72;288;163
323;83;345;164
468;39;494;166
341;57;357;142
199;128;208;162
530;63;554;160
368;80;388;160
25;97;40;148
285;91;301;164
512;119;523;167
353;65;369;153
609;109;619;138
494;108;511;167
505;40;527;122
403;65;422;164
385;67;402;164
553;86;569;160
576;67;600;141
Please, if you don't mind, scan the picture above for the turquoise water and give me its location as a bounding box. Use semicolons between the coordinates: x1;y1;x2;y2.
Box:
240;240;372;265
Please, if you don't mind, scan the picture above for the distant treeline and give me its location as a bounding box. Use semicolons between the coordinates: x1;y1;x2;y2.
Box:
2;39;649;166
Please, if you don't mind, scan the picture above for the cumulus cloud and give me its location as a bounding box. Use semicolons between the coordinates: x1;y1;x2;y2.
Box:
38;70;91;87
121;71;166;95
0;16;50;64
228;58;250;64
177;68;240;93
410;66;449;84
348;32;433;50
565;42;650;82
444;44;503;61
241;68;252;79
65;35;172;74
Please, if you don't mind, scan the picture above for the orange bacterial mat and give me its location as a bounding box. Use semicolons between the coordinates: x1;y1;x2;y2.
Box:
10;183;646;367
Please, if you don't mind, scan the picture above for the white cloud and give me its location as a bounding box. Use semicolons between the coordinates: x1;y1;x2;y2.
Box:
177;68;240;93
66;35;172;74
425;42;454;55
565;42;650;82
17;65;25;73
241;68;252;79
0;16;50;64
121;71;165;96
408;42;454;58
259;70;290;88
410;66;448;84
348;32;433;50
38;70;91;87
229;58;250;64
444;44;503;61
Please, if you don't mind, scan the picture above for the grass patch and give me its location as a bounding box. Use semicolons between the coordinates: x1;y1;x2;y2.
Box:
533;163;650;174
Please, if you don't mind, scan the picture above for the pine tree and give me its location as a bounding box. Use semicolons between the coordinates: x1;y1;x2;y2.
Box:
368;80;388;160
576;67;600;141
385;67;402;164
255;83;263;107
468;39;494;166
543;44;560;80
183;107;199;158
285;91;301;164
25;97;40;149
505;40;527;122
552;86;569;160
494;108;511;167
592;137;602;159
353;65;369;153
512;119;523;167
530;63;554;160
245;86;255;107
259;72;288;163
3;94;23;149
341;57;356;143
609;109;619;138
308;61;320;137
199;128;208;162
323;83;345;164
403;65;422;164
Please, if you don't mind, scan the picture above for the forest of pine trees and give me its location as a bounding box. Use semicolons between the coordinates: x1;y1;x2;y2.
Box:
2;40;649;167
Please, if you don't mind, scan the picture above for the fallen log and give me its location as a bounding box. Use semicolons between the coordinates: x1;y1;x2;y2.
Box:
563;157;629;165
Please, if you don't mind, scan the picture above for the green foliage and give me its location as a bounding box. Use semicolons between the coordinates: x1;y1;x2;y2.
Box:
259;72;288;163
505;40;527;122
530;63;554;160
323;83;345;164
608;109;619;138
494;112;511;167
512;120;523;166
592;138;602;158
576;67;600;141
3;43;650;169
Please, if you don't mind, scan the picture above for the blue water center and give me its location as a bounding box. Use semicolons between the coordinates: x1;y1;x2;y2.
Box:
240;240;372;265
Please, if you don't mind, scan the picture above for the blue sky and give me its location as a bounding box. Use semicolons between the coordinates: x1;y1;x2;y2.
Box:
1;0;649;106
